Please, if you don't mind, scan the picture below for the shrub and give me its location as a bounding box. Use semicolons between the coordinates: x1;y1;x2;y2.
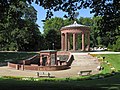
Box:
113;36;120;51
108;43;113;50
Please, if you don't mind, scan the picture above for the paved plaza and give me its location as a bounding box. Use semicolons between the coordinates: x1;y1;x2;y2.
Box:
0;52;101;78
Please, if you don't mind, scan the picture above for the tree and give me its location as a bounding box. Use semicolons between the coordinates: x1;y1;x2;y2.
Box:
32;0;119;44
1;1;119;49
0;1;42;51
43;17;64;49
43;17;64;35
78;17;93;48
1;0;119;30
44;29;60;50
31;0;120;31
90;17;102;47
113;36;120;51
43;17;74;50
78;17;93;26
1;0;119;50
63;19;74;26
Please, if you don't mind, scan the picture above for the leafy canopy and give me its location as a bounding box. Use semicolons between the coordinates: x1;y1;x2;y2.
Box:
29;0;120;34
0;0;42;51
1;0;119;31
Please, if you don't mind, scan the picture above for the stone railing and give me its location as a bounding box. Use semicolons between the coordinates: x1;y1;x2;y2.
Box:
8;62;20;70
8;62;70;71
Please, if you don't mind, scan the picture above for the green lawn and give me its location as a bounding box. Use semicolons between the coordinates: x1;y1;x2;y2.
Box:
0;73;120;90
101;54;120;70
0;52;37;63
97;54;120;74
0;52;120;90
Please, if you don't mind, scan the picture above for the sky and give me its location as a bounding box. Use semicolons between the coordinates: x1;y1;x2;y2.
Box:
32;3;94;33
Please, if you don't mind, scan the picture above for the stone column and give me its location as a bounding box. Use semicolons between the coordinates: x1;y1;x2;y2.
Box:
73;33;76;51
61;33;64;51
65;33;68;51
47;54;51;66
82;32;85;51
68;34;70;50
75;34;78;50
40;55;43;66
22;60;25;70
55;53;57;65
87;32;90;51
16;64;19;70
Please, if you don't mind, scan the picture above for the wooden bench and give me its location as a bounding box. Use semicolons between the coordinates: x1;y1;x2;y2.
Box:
78;70;92;76
36;72;55;78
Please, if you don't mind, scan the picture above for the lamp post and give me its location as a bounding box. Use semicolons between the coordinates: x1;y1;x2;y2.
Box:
52;43;54;50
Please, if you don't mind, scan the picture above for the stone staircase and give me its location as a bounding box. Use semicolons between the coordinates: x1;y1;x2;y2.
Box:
52;54;100;78
71;53;100;75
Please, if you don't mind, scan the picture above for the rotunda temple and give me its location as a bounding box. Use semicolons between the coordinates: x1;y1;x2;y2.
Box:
60;21;90;51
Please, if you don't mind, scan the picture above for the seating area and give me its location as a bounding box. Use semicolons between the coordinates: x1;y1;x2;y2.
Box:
78;70;92;76
36;72;55;78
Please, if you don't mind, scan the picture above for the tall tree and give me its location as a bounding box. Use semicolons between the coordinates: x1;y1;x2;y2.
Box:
0;1;42;51
43;17;64;49
44;29;60;50
43;17;64;35
1;0;119;31
90;17;102;47
30;0;120;31
78;17;93;48
43;17;75;50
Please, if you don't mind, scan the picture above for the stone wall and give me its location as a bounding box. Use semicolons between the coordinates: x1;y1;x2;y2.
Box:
8;51;73;71
8;62;70;71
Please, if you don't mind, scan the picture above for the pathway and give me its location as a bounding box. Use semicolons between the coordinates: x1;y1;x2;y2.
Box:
0;53;100;78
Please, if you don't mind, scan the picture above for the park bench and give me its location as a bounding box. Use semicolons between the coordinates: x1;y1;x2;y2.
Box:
36;72;55;78
78;70;92;76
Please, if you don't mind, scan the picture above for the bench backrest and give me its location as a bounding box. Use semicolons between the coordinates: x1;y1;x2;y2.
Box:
80;70;92;73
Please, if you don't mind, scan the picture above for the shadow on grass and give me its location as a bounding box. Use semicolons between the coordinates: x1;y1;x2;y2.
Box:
0;72;120;90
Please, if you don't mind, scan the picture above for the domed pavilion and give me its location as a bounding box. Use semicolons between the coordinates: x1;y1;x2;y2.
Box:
60;21;90;51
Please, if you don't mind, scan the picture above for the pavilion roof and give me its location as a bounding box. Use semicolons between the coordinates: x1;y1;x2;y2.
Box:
61;21;89;30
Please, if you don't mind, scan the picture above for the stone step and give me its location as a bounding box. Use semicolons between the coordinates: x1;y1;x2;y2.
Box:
71;54;99;67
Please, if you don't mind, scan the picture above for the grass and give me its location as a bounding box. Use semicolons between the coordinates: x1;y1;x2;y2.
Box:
0;73;120;90
97;54;120;74
0;52;37;63
102;54;120;70
0;52;120;90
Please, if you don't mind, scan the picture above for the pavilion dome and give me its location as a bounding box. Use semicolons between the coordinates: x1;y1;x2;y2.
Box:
61;21;89;30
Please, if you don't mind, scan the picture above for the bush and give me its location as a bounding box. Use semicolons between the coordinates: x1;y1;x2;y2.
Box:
108;43;113;50
113;36;120;51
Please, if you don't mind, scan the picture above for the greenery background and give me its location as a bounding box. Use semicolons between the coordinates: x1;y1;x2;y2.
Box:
0;0;120;51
